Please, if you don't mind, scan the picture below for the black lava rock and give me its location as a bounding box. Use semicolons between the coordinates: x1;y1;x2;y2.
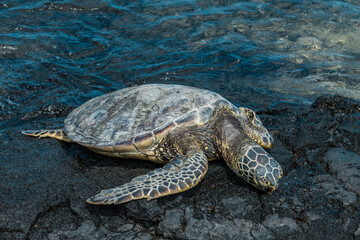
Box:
1;95;360;239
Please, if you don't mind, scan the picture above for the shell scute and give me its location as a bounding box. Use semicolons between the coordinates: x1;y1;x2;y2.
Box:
212;99;234;109
64;84;237;152
153;122;176;137
112;140;136;152
199;107;214;121
175;110;198;126
134;132;155;150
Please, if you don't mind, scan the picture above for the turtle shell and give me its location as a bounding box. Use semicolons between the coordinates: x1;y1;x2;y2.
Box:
64;84;238;155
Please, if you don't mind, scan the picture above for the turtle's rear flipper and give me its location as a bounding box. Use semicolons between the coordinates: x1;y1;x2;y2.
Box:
86;150;208;205
21;129;72;142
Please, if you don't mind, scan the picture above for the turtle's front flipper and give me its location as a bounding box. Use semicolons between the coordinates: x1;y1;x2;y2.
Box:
86;150;208;205
21;129;72;142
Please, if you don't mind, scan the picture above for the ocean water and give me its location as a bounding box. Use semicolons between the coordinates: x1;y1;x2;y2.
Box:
1;0;360;126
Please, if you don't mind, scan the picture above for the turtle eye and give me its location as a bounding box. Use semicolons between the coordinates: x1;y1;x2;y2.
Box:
248;111;254;119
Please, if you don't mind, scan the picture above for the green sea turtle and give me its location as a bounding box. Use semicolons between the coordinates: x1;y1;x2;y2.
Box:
22;84;282;205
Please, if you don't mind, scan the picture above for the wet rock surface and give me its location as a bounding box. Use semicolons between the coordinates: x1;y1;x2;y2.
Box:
1;95;360;239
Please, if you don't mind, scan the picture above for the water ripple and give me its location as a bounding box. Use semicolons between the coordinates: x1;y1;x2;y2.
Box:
1;0;360;123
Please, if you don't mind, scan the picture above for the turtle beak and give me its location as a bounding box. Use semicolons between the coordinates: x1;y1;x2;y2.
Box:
260;134;274;149
260;141;273;149
256;177;279;193
266;186;277;193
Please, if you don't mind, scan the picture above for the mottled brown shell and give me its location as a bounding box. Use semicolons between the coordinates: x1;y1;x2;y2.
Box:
64;84;238;153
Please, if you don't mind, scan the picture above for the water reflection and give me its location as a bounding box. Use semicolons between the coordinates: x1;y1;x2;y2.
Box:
1;0;360;123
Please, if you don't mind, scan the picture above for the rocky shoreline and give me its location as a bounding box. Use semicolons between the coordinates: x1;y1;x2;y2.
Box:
1;95;360;239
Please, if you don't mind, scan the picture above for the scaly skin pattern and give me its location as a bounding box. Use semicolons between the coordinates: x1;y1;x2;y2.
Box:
154;125;217;163
21;85;282;204
22;85;274;160
213;107;283;192
239;107;274;148
87;133;208;204
62;84;273;156
21;129;72;142
87;149;208;204
237;145;283;192
87;107;282;204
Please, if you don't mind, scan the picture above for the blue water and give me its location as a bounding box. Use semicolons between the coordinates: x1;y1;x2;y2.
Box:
1;0;360;125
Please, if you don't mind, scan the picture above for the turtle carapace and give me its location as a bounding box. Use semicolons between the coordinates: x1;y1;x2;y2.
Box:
22;84;282;204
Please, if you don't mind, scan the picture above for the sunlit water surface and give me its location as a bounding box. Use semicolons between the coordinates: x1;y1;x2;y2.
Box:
1;0;360;127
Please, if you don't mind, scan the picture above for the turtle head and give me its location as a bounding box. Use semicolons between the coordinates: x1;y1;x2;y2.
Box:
212;107;282;192
236;145;283;193
238;107;274;149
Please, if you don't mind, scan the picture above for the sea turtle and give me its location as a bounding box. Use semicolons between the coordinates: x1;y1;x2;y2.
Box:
22;84;283;205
